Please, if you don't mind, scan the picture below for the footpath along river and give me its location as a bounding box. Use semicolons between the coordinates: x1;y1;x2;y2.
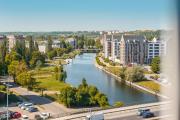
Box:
64;53;159;105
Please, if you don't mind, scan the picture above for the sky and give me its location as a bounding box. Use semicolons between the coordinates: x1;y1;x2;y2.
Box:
0;0;173;32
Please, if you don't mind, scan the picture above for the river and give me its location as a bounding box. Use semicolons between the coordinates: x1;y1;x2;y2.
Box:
64;53;159;105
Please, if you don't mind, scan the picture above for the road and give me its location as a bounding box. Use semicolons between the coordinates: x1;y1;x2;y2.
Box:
0;76;74;116
55;102;170;120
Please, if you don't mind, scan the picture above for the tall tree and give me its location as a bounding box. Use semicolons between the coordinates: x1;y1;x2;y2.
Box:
46;35;53;52
151;57;160;73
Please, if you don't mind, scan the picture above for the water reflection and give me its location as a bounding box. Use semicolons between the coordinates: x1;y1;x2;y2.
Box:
64;53;159;105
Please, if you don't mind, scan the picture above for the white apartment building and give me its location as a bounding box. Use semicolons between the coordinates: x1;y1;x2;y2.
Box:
103;33;121;62
147;37;166;63
104;36;112;59
7;35;16;52
52;40;62;48
111;39;120;62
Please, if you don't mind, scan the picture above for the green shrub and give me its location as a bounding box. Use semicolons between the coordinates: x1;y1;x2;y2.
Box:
113;101;124;107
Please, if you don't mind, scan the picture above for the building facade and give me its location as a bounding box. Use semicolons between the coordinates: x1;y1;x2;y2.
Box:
147;37;166;63
103;33;150;65
120;35;148;65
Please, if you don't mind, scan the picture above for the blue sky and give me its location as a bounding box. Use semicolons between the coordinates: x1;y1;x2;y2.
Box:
0;0;172;32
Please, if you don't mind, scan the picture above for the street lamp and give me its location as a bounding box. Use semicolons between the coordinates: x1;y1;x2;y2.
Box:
3;70;9;120
6;73;9;120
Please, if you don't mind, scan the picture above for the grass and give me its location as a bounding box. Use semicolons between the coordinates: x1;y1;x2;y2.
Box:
106;67;120;76
30;65;69;91
136;80;161;93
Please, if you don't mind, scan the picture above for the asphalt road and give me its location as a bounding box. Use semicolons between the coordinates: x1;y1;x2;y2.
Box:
58;105;170;120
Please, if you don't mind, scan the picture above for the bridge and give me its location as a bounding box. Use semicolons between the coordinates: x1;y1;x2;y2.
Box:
80;48;101;53
52;101;170;120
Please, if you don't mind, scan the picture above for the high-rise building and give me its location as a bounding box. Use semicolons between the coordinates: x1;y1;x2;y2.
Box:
120;34;147;65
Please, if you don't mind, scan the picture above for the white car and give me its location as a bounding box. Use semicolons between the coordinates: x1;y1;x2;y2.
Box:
21;115;29;120
84;112;104;120
25;105;34;111
40;112;50;119
21;103;33;110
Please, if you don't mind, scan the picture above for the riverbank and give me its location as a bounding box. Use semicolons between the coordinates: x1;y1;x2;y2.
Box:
94;57;168;99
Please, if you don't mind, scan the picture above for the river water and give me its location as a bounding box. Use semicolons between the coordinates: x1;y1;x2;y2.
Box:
64;53;159;105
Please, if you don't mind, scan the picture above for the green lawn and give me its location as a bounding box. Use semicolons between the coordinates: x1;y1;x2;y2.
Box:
30;66;69;91
136;80;161;93
106;67;120;76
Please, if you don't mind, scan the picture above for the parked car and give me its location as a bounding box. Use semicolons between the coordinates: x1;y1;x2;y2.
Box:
11;112;21;119
18;102;29;108
40;112;50;119
27;107;38;112
16;101;23;106
142;111;154;118
137;108;150;116
21;103;33;110
21;115;29;120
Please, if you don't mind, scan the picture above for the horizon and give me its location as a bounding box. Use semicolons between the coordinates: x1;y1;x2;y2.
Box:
0;0;172;32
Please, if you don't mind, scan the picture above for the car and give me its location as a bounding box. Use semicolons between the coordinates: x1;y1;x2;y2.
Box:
16;101;23;106
21;103;33;110
27;107;38;112
25;106;34;111
137;108;150;116
18;102;28;108
40;112;50;119
21;115;29;120
142;111;154;118
11;112;21;119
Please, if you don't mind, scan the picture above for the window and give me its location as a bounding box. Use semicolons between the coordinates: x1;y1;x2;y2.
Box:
149;47;153;49
149;44;153;46
149;53;153;55
155;50;159;52
155;47;159;49
154;44;159;46
149;50;153;52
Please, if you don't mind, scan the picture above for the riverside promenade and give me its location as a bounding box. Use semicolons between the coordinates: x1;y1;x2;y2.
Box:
94;57;169;99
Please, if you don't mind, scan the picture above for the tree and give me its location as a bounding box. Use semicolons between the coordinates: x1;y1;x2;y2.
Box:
46;35;53;52
151;57;160;73
47;50;57;60
95;93;109;107
119;67;127;83
34;41;39;51
0;38;7;63
8;61;19;81
30;51;45;68
95;39;103;49
16;72;36;90
14;40;26;59
59;86;76;107
125;66;145;82
27;36;34;55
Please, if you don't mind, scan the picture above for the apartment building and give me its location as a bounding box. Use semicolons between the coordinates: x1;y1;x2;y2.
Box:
66;38;77;48
104;34;112;59
103;33;147;64
111;35;120;62
147;37;166;63
120;34;148;65
6;35;25;52
7;35;16;52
